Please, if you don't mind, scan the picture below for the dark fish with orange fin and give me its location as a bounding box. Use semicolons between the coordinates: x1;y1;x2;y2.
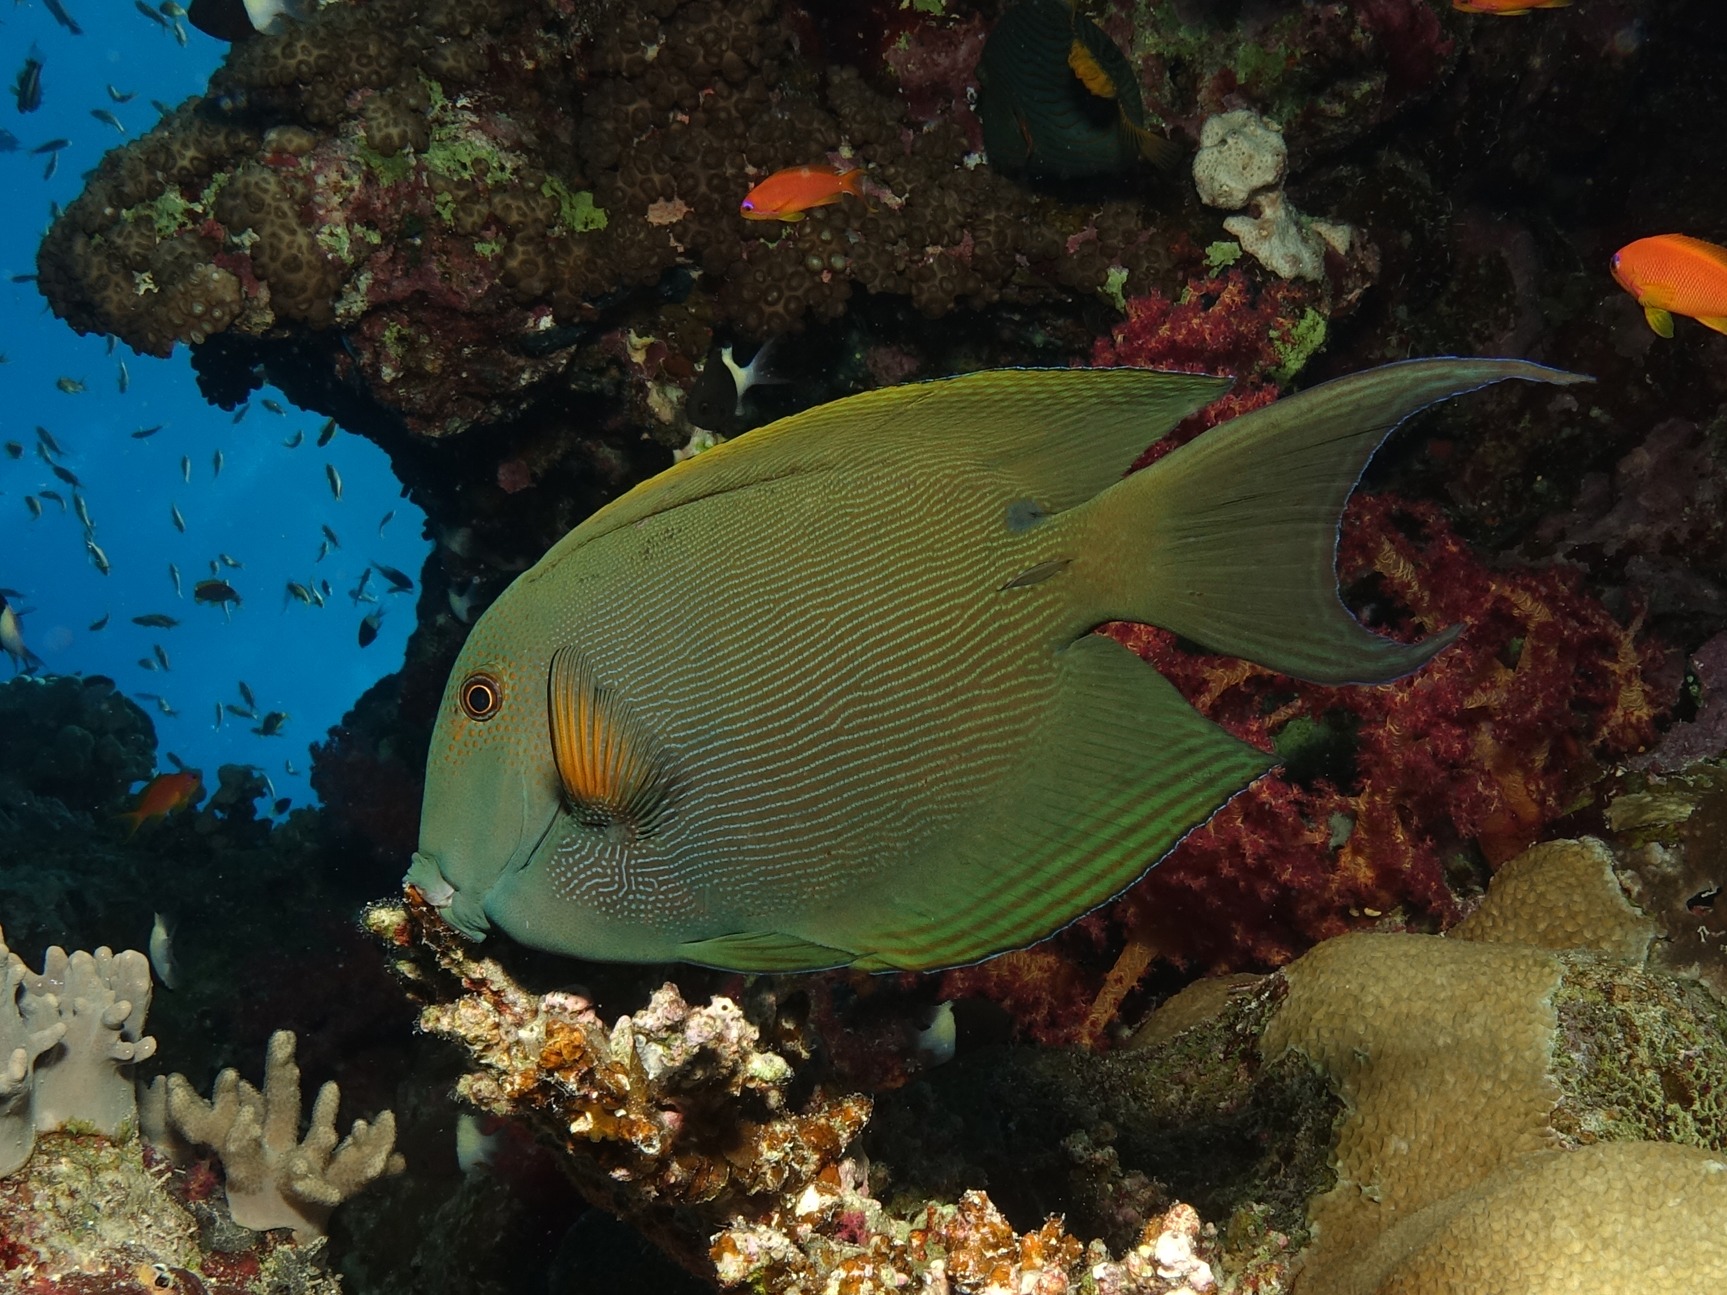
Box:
739;164;866;222
1611;234;1727;339
118;770;203;838
977;0;1176;181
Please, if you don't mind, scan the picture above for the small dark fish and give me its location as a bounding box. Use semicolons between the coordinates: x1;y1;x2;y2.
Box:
319;578;333;599
169;562;182;597
152;643;171;670
135;0;168;27
225;702;256;720
262;398;284;415
238;679;256;709
170;501;186;532
133;614;180;628
284;581;315;606
217;552;242;569
35;426;64;457
56;377;86;394
378;509;395;535
86;538;111;575
43;0;83;36
39;489;65;510
131;424;163;439
0;130;15;153
358;608;382;648
117;360;130;394
8;275;35;284
31;138;69;155
272;797;291;815
350;567;373;604
212;448;224;478
282;429;304;448
3;442;21;459
139;658;157;671
51;463;81;488
42;151;57;181
314;540;330;563
325;463;342;500
13;46;44;115
213;702;222;730
180;455;191;483
91;108;125;135
321;524;340;548
255;710;288;736
194;579;241;607
152;696;177;716
73;492;94;531
106;85;136;103
88;612;109;631
317;418;336;446
160;1;188;16
23;497;40;520
372;560;415;593
232;404;248;424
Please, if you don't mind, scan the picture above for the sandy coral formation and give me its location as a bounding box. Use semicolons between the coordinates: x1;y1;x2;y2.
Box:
152;1030;404;1241
0;926;157;1177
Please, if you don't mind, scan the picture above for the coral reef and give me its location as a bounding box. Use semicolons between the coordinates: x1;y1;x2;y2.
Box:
147;1030;405;1241
0;675;156;816
0;926;156;1177
393;816;1727;1292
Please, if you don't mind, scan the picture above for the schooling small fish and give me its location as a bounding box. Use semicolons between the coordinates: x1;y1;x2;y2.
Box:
1453;0;1569;12
118;770;202;838
408;358;1587;973
283;429;304;448
373;560;414;593
238;679;256;709
285;580;315;606
194;579;242;615
107;84;136;103
88;612;109;631
135;0;168;27
13;46;44;115
36;425;64;457
255;710;288;736
213;448;224;479
321;524;341;548
3;442;20;459
1611;234;1727;339
31;137;69;155
180;455;191;483
325;463;343;500
358;608;383;648
91;108;126;135
169;562;183;597
85;539;111;576
131;424;163;439
739;164;866;222
170;501;186;532
262;398;284;415
152;643;171;671
133;613;180;628
118;360;130;393
317;417;337;446
1;592;42;674
378;509;395;535
55;376;85;394
43;0;82;36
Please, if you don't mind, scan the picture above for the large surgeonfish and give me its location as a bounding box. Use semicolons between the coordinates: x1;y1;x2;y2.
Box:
409;359;1586;972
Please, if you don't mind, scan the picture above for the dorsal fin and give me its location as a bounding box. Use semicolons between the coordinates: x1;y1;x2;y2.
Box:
546;646;670;835
540;369;1231;571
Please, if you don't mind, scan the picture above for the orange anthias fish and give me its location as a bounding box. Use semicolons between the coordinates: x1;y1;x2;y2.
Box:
1611;234;1727;339
739;164;865;222
118;770;203;838
1453;0;1570;13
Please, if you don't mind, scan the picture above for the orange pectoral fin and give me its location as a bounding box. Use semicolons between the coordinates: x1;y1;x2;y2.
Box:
547;645;670;833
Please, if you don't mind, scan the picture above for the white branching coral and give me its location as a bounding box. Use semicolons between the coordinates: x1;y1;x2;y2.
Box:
161;1029;404;1240
1;923;157;1176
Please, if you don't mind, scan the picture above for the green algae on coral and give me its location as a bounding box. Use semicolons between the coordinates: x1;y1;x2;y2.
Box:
542;176;607;234
1270;307;1327;384
1204;240;1243;271
1100;264;1131;313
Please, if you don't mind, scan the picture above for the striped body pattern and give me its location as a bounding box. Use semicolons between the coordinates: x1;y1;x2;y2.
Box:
409;360;1585;972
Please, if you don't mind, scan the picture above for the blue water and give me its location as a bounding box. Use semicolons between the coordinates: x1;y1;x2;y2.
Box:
1;5;429;812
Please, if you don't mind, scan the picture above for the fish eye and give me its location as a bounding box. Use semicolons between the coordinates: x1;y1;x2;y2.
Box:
459;673;503;721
